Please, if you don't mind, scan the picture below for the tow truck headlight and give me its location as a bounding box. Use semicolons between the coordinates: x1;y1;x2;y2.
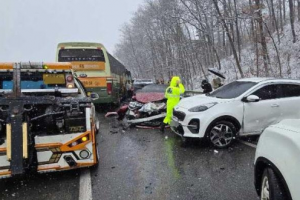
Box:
67;84;74;88
81;136;88;142
188;102;218;112
68;135;90;147
71;142;78;147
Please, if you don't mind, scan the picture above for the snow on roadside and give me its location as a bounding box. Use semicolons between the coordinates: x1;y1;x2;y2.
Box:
194;22;300;89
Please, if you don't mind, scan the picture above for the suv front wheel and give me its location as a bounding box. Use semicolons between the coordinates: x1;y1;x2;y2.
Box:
261;168;288;200
207;121;236;148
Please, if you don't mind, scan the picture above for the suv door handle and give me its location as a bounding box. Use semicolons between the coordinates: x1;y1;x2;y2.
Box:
271;104;279;107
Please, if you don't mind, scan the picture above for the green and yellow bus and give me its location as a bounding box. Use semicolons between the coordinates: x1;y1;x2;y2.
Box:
56;42;131;105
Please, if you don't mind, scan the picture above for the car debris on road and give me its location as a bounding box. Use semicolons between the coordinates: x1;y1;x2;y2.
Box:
106;84;168;129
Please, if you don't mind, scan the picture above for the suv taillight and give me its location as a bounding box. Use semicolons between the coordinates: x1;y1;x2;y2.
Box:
107;82;112;95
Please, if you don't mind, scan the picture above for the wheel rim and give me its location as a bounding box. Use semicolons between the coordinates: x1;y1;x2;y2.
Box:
261;176;270;200
210;124;234;147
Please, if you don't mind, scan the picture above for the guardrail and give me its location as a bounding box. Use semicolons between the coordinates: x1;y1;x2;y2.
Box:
183;90;203;97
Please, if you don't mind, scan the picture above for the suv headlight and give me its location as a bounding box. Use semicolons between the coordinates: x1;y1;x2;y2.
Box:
188;102;218;112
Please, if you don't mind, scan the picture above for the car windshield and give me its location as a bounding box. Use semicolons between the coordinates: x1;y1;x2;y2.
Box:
137;84;167;93
209;81;257;99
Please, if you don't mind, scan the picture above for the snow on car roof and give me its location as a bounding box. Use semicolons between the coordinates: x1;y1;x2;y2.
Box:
237;77;274;82
237;77;300;83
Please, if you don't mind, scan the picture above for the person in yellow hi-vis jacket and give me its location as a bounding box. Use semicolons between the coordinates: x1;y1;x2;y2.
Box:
160;76;185;133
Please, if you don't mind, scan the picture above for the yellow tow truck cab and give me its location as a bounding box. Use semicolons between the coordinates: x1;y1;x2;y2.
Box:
0;62;99;178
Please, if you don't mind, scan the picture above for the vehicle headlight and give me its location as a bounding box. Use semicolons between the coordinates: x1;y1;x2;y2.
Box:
188;102;218;112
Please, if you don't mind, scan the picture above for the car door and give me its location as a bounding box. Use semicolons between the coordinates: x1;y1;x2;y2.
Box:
242;84;282;134
279;83;300;119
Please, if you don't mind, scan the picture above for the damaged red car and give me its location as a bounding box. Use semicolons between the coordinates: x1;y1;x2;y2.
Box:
106;84;167;128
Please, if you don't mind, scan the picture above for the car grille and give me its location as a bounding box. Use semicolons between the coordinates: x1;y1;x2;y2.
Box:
173;110;186;121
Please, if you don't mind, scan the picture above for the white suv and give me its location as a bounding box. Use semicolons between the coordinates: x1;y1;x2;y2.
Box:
171;78;300;148
254;119;300;200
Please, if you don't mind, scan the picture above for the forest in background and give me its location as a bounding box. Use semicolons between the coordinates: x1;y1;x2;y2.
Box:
115;0;300;89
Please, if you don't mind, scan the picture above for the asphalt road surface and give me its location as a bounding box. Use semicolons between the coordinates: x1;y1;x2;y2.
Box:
0;112;259;200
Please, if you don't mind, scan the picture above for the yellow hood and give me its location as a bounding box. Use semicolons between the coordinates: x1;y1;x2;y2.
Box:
170;76;180;87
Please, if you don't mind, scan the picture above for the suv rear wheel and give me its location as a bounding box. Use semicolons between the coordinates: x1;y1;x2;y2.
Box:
261;168;288;200
207;121;236;148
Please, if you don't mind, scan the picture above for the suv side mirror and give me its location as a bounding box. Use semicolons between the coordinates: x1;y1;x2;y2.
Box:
90;93;99;101
244;95;260;102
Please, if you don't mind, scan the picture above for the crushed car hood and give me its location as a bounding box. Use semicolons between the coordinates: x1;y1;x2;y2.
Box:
135;84;167;103
136;92;165;103
177;94;231;109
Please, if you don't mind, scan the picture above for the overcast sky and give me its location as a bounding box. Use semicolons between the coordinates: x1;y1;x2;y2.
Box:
0;0;142;62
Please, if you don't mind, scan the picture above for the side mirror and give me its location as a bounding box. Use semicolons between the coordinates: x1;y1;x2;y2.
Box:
244;95;260;102
90;93;99;101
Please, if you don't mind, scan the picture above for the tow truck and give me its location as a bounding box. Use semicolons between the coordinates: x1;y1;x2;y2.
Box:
0;62;99;178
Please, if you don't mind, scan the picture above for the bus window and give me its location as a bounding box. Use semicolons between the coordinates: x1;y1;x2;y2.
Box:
58;49;105;62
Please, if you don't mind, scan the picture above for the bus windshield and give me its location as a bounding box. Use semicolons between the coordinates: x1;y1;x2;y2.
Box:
58;49;105;62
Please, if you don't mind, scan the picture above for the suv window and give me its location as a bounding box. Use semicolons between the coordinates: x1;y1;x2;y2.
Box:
252;85;282;100
281;84;300;98
209;81;257;99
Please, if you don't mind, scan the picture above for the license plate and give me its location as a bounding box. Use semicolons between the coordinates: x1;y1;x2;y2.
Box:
79;78;106;88
81;80;101;87
68;126;85;133
43;74;65;84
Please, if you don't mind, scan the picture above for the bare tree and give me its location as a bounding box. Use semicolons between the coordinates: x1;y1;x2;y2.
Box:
212;0;244;78
288;0;297;42
298;0;300;20
254;0;270;76
115;0;298;87
264;21;282;77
